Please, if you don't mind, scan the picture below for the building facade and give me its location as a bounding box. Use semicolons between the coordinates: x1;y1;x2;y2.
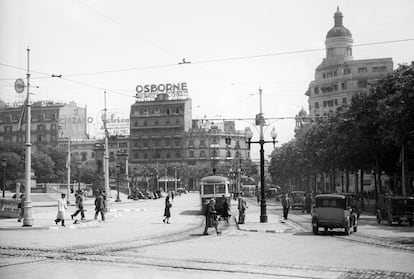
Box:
186;120;250;172
306;8;393;118
0;100;87;151
129;93;192;164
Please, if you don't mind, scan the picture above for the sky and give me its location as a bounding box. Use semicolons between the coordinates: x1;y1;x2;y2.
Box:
1;0;414;159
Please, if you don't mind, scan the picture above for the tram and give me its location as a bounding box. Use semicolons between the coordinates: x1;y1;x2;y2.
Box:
199;175;231;214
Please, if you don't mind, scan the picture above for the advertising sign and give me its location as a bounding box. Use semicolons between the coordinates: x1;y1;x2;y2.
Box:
135;82;188;101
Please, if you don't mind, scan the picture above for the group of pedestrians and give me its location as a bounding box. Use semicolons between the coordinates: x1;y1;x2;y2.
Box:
52;190;107;227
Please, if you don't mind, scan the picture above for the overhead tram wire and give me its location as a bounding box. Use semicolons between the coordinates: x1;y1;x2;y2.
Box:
1;37;410;81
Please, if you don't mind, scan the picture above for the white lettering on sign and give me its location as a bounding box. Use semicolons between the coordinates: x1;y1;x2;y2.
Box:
135;82;188;101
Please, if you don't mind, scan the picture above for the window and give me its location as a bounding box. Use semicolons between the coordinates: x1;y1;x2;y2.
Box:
333;70;337;77
154;120;159;125
357;80;367;88
189;139;194;147
37;124;45;131
189;151;194;158
380;66;387;72
175;152;181;158
81;152;87;161
135;121;138;127
314;102;319;109
215;184;226;194
166;152;171;158
200;151;206;158
203;185;214;194
323;101;327;108
226;151;232;158
314;87;319;94
341;82;347;90
109;152;115;160
334;99;338;106
143;120;147;126
358;67;367;73
327;100;334;107
91;152;95;159
373;67;379;72
323;73;326;79
333;84;338;91
342;98;347;105
200;139;205;147
4;126;12;133
51;124;57;130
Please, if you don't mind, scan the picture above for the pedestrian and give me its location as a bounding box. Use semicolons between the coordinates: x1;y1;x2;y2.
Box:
171;191;175;201
238;193;248;224
71;190;85;220
17;193;25;222
94;190;105;221
203;198;221;235
304;193;312;214
282;193;291;220
54;193;68;227
221;195;230;223
163;196;172;224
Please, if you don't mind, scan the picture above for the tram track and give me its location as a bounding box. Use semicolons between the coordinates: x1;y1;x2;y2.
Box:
268;206;414;253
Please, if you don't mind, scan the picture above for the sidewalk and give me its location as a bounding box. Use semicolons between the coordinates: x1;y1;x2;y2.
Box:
0;190;147;231
233;198;296;233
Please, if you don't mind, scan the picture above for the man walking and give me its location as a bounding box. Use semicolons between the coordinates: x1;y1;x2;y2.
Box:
238;193;248;224
282;193;291;220
71;190;85;220
94;190;105;221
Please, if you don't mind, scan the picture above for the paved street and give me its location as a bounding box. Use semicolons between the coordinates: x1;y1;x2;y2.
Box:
1;192;414;279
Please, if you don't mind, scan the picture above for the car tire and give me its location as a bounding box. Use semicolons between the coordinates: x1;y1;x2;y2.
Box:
344;220;350;235
409;219;413;227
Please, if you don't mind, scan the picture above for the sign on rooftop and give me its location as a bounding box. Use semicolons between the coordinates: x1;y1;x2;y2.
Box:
135;82;188;101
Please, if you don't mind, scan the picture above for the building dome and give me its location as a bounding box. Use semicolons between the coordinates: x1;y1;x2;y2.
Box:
326;7;352;39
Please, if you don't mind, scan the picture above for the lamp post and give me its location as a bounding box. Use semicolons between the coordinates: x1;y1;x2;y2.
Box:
245;89;278;223
115;163;121;202
77;161;81;192
1;157;6;198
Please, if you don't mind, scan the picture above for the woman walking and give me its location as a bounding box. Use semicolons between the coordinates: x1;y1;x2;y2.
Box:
163;196;172;224
55;193;68;227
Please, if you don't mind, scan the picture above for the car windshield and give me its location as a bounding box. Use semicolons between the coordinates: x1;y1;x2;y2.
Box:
316;198;345;209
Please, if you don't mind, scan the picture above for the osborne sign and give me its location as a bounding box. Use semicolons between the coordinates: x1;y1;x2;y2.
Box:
135;82;188;101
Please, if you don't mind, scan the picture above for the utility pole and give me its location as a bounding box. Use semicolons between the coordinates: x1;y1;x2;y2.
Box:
66;139;71;205
103;91;111;210
23;47;33;227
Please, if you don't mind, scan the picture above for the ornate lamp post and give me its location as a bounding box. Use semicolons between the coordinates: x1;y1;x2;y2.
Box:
246;123;278;223
115;163;121;202
1;157;6;198
77;161;81;192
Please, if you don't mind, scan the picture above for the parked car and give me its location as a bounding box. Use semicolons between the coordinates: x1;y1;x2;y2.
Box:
376;195;414;226
291;191;306;210
312;194;358;235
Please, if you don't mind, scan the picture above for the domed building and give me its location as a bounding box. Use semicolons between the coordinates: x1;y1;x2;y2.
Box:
306;7;393;118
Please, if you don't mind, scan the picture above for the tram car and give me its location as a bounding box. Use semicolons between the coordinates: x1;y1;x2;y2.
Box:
199;175;231;214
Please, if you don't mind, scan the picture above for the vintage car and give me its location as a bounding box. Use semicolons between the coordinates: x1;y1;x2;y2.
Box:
376;195;414;226
312;194;358;235
291;191;306;210
338;193;362;219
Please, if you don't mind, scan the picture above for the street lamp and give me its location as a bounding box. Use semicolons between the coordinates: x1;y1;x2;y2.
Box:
77;161;81;192
246;122;278;223
1;157;7;198
246;127;278;223
115;163;121;202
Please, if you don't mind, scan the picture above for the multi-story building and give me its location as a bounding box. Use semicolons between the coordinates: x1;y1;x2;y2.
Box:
186;120;250;172
306;8;393;118
0;100;87;151
129;93;192;164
